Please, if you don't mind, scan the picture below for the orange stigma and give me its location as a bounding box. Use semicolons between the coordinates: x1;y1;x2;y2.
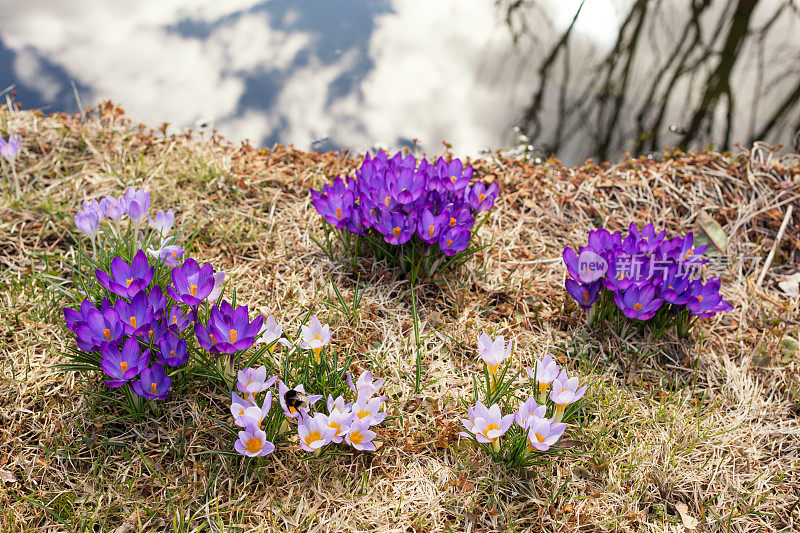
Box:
633;303;643;311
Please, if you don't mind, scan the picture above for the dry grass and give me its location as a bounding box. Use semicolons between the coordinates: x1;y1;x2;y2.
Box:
0;102;799;532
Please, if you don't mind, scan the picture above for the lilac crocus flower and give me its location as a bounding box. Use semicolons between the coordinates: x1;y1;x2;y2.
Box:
100;337;149;387
236;366;277;396
0;134;21;161
477;333;513;375
114;290;155;336
167;258;215;306
233;392;272;428
101;195;125;221
131;363;171;400
74;209;100;239
439;226;471;256
254;315;292;352
298;412;335;453
157;330;189;367
122;187;150;224
549;369;588;421
234;421;275;457
148;245;185;267
526;417;567;452
324;403;355;444
347;370;385;401
686;278;734;317
514;396;546;429
459;401;514;450
207;272;226;302
565;278;600;309
527;353;561;403
231;392;254;419
613;283;663;320
148;209;174;237
95;250;154;298
345;418;378;451
416;208;447;244
195;300;263;354
278;381;322;418
351;395;387;426
299;315;331;359
327;394;352;416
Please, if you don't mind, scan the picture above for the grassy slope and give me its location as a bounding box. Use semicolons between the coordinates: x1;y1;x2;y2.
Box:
0;103;798;532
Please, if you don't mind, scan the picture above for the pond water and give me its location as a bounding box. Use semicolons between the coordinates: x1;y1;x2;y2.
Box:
1;0;798;164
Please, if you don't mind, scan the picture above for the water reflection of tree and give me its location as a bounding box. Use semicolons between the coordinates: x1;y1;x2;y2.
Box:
500;0;800;161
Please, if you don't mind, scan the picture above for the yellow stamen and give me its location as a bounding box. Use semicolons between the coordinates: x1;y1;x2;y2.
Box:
384;196;391;206
230;329;238;343
189;284;197;297
349;430;364;445
583;290;589;302
698;295;704;302
170;350;176;357
314;333;320;340
239;408;245;416
129;316;137;328
449;217;456;227
289;406;297;414
305;431;322;447
535;433;545;443
486;362;498;375
684;250;694;259
618;273;624;280
428;225;435;236
150;382;157;394
393;227;401;238
148;329;154;339
246;437;263;454
335;208;342;219
329;421;342;436
478;193;486;202
209;333;216;345
120;361;128;372
450;176;457;183
126;278;133;286
668;285;674;290
446;239;453;248
172;250;177;257
173;316;178;325
633;303;643;311
103;328;112;340
357;409;370;419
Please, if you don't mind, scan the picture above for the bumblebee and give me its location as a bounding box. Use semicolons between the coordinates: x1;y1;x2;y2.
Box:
284;389;309;415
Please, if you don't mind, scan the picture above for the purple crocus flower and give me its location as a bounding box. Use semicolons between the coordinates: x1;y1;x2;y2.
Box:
131;363;171;400
439;226;471;256
114;290;155;336
74;209;100;239
375;211;416;245
0;134;21;161
157;330;189;366
416;208;448;244
613;283;663;320
166;305;194;332
73;305;124;351
167;258;215;306
564;278;600;309
95;250;154;298
156;245;185;267
686;278;734;317
63;299;97;334
122;187;150;224
147;286;168;318
436;157;472;192
195;300;264;354
465;182;499;211
311;186;354;229
659;269;691;305
100;336;149;387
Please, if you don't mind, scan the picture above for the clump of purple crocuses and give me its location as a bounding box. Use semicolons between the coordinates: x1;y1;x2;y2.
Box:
310;150;498;278
230;365;386;458
562;223;733;336
460;334;587;466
